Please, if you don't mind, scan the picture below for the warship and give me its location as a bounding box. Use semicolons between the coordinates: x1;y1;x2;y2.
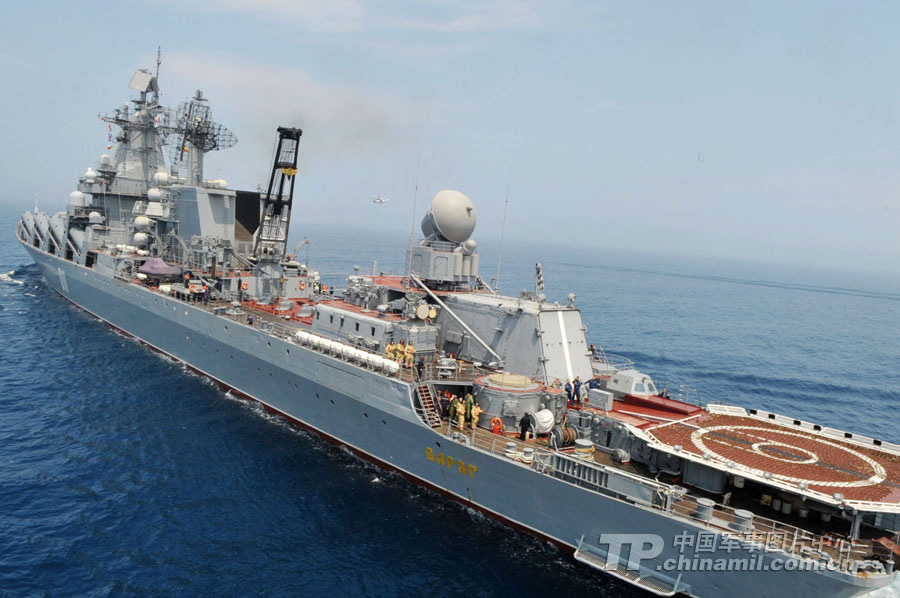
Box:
15;65;900;597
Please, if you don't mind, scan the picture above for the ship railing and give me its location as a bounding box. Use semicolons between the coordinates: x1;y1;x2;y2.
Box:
464;431;675;509
667;496;883;574
590;349;634;375
656;382;702;407
71;205;105;219
402;361;495;385
410;395;430;425
463;426;887;575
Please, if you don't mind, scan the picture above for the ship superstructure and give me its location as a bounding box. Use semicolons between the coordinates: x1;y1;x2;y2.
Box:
15;66;900;598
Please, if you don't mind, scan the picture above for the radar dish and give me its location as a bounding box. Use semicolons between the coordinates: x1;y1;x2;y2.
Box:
167;90;237;165
128;69;155;93
420;190;477;243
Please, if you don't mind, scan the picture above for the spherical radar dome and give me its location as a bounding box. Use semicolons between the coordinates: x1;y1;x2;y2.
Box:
420;190;477;244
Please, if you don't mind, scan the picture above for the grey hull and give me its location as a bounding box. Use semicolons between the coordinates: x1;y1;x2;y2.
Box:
22;242;892;598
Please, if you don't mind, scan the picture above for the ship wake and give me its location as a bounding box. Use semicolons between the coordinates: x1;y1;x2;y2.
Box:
0;270;24;285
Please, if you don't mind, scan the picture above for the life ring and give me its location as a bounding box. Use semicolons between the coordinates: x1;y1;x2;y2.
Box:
299;281;306;290
491;417;505;434
322;284;328;294
241;282;249;290
189;284;197;292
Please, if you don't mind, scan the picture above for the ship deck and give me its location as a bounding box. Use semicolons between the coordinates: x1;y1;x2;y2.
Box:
643;410;900;507
135;280;900;511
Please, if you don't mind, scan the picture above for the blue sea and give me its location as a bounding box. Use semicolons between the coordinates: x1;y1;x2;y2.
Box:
1;205;898;597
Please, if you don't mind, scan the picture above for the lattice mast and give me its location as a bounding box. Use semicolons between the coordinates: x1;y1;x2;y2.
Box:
253;127;302;260
168;90;237;185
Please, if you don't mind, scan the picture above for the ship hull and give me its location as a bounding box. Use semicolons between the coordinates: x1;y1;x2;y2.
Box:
21;241;892;598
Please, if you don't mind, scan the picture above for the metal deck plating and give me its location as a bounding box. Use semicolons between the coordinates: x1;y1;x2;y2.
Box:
645;407;900;509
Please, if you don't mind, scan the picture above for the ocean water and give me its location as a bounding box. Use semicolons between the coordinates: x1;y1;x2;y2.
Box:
1;206;898;597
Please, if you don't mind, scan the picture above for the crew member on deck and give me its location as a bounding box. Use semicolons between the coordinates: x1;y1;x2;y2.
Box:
396;340;406;364
405;341;415;367
470;402;483;429
456;397;466;431
519;415;533;441
448;394;458;423
589;342;597;358
565;380;573;405
415;356;425;381
438;391;449;418
386;340;396;361
573;377;582;404
464;393;474;424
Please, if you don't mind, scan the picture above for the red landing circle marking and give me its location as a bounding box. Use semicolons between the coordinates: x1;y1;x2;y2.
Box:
689;425;886;488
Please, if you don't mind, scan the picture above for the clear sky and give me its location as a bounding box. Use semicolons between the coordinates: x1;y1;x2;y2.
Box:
2;1;898;272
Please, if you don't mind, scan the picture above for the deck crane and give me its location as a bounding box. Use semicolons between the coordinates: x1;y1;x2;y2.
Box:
253;127;302;260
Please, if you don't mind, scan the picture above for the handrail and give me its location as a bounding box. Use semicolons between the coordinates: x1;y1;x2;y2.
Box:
456;416;884;575
590;350;634;373
122;278;891;578
658;382;702;407
667;496;879;574
399;360;494;385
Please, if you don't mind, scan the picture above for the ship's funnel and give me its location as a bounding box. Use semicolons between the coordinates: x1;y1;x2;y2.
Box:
420;190;477;244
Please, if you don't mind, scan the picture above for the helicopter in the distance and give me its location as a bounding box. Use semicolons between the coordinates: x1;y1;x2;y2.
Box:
372;195;391;205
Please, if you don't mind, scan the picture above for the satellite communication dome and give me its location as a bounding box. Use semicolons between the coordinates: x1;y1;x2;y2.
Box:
420;190;477;244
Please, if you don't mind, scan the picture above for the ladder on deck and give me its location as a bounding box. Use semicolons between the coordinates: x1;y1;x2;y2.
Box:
416;384;442;428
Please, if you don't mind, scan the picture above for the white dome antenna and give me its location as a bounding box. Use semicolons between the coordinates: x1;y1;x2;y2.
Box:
420;190;477;243
407;190;481;289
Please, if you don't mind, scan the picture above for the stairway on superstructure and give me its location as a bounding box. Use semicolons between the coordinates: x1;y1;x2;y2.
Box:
416;384;442;428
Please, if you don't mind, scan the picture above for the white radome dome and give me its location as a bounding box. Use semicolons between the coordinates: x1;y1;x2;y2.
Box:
421;189;477;244
69;191;85;207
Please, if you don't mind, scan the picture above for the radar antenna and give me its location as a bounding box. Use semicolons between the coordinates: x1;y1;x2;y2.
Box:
253;127;302;260
168;90;237;184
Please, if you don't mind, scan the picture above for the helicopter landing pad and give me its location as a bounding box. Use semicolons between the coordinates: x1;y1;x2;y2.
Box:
646;413;900;506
